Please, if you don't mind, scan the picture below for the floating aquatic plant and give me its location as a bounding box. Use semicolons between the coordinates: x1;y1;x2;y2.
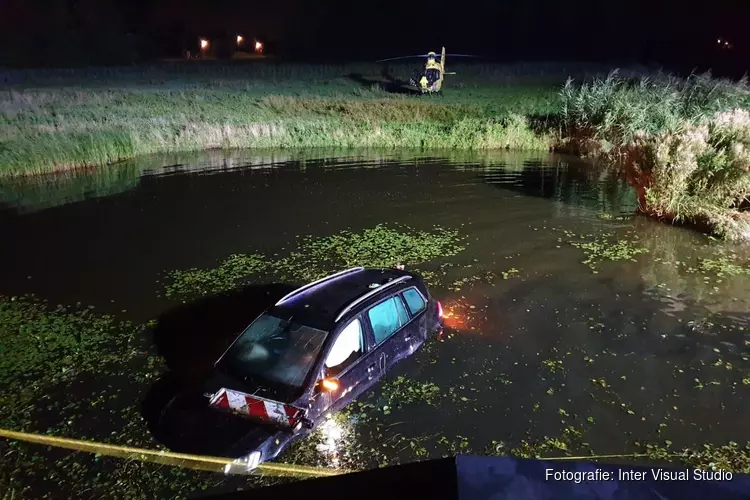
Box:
162;253;269;299
560;230;649;271
162;224;467;300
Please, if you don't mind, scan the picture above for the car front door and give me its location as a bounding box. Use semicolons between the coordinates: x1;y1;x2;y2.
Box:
308;315;379;418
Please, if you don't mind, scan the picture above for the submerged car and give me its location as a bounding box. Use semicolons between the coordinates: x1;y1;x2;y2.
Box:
163;266;443;470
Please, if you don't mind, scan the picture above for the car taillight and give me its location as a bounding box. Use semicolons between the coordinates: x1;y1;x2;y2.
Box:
437;300;443;319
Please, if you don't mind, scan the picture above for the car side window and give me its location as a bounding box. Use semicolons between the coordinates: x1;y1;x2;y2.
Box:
367;296;410;345
324;318;363;377
402;288;426;315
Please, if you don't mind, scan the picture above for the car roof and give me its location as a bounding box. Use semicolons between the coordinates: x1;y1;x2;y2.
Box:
268;267;420;331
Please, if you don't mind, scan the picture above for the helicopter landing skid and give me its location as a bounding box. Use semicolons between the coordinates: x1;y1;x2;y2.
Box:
406;81;440;94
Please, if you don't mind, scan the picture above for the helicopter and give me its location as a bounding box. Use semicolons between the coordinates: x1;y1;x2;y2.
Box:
375;47;479;94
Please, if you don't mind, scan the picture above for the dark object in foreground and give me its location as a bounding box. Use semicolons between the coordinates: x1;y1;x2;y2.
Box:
201;455;750;500
159;267;443;469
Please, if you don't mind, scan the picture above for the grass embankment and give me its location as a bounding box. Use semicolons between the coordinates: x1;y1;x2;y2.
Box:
0;62;572;177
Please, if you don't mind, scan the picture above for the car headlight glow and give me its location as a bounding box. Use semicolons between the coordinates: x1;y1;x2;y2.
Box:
245;450;262;471
224;450;262;474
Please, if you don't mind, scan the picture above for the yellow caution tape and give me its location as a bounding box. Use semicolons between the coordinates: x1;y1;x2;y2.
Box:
0;428;350;478
3;429;680;478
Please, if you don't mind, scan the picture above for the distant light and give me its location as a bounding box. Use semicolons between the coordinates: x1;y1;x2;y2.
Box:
237;35;243;44
255;40;263;51
717;38;732;50
200;38;208;50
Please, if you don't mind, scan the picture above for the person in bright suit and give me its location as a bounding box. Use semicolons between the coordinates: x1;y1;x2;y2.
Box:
410;52;442;90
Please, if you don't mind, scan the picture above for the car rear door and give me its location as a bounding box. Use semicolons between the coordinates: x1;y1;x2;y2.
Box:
399;286;430;346
363;292;419;374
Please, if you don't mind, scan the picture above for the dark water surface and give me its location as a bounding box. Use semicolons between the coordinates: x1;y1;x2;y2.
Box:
0;149;640;319
1;148;749;497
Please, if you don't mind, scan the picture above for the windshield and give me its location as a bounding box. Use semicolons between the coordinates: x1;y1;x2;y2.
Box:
219;314;329;392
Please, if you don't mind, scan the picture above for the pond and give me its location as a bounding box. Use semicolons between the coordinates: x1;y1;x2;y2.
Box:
1;148;749;499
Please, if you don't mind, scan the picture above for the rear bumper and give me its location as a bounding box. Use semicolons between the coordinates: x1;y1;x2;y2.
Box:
432;309;443;335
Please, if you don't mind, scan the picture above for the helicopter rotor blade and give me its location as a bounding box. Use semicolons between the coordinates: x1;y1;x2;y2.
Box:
375;54;482;63
375;54;430;62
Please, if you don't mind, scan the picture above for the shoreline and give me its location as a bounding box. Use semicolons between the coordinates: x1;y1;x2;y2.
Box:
0;122;560;179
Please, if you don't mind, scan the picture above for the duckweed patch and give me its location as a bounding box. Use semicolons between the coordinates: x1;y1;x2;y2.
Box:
449;270;498;291
271;224;467;283
415;260;508;292
502;437;750;473
500;267;521;279
557;229;649;271
0;295;145;398
162;224;467;300
162;254;269;299
379;377;442;409
502;424;593;459
640;441;750;473
0;296;230;498
542;359;564;373
697;255;750;277
2;443;255;500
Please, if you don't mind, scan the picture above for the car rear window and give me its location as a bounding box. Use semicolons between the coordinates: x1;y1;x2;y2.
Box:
368;296;410;345
402;288;426;315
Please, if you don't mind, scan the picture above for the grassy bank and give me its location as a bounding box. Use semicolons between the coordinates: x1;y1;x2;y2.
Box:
0;63;554;176
0;61;661;177
560;71;750;241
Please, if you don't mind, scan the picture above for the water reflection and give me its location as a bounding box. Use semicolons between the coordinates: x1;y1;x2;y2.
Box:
439;297;488;338
0;148;635;216
314;414;352;469
479;158;639;216
0;163;143;215
634;217;750;318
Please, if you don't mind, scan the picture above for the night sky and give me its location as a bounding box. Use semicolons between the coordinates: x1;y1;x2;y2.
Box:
0;0;747;70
